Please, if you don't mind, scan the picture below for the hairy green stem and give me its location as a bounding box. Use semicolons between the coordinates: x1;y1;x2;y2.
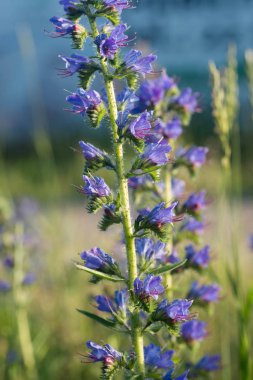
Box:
88;15;145;377
164;168;173;299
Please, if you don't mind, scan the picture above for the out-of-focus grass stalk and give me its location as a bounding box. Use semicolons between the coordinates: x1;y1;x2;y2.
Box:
245;50;253;121
13;223;38;380
210;45;251;380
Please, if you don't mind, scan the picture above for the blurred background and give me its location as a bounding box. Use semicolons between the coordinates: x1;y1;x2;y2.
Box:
0;0;253;379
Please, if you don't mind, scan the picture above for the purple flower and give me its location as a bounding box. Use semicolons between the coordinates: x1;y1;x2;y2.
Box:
249;234;253;250
134;275;164;301
146;202;179;226
80;247;119;275
154;299;193;323
138;73;176;109
95;289;128;315
156;118;183;140
0;280;11;293
128;175;151;189
3;256;14;269
144;344;174;369
164;249;181;265
104;0;132;12
123;49;156;75
58;54;94;77
172;178;185;198
86;341;122;365
135;238;166;262
187;281;220;303
179;146;208;168
66;89;102;116
183;191;206;213
136;143;172;170
128;111;152;139
185;245;211;269
79;141;113;171
59;0;79;11
181;217;204;235
95;24;129;59
164;370;189;380
22;272;36;286
181;320;207;343
172;88;199;113
49;17;76;37
195;355;221;371
82;175;111;198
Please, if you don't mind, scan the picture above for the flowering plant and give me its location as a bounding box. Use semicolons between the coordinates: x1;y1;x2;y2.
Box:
49;1;220;378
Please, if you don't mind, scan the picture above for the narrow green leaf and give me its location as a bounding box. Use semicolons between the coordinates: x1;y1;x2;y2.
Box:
75;263;125;282
77;309;116;328
147;260;187;276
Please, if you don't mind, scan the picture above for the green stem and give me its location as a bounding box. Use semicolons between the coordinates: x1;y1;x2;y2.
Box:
88;15;145;378
164;164;173;300
13;224;38;380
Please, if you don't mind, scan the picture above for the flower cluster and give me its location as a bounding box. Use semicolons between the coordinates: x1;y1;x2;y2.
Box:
49;1;221;379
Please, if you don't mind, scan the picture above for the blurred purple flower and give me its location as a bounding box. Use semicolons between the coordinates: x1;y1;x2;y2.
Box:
145;201;179;226
181;217;204;235
144;344;174;369
164;370;189;380
172;178;185;198
82;175;111;197
0;280;11;292
183;191;206;213
22;272;36;286
59;0;79;11
172;88;199;113
58;54;94;77
128;111;152;139
187;281;220;303
3;256;14;269
181;320;207;343
134;275;164;301
185;245;211;269
104;0;132;11
179;146;208;168
95;289;128;315
195;355;221;371
137;142;172;169
249;234;253;250
155;118;183;140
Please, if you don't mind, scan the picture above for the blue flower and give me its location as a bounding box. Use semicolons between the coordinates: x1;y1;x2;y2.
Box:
95;24;129;60
179;146;208;168
0;280;11;293
181;320;207;343
163;369;189;380
104;0;132;12
172;88;199;113
66;89;102;116
185;245;211;269
95;289;128;315
58;54;94;77
80;247;119;275
128;175;151;189
144;344;174;369
155;118;183;140
22;273;36;286
59;0;79;11
183;191;206;213
187;281;220;303
195;355;221;371
86;341;122;365
123;49;157;75
127;111;152;140
134;275;164;301
181;217;204;235
172;178;185;198
49;17;76;37
79;141;113;171
146;202;179;226
136;143;172;170
82;175;111;197
3;256;14;269
154;299;193;323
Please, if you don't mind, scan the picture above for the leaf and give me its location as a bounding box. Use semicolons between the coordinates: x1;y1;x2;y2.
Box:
77;309;116;328
147;260;187;276
75;263;125;282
